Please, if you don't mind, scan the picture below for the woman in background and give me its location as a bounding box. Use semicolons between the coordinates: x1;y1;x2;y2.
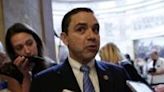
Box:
99;42;149;85
3;23;55;92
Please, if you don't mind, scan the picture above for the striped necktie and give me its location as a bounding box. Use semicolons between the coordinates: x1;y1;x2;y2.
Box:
80;65;95;92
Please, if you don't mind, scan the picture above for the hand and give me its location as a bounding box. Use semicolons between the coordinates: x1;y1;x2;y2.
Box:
154;84;164;92
13;56;32;92
148;68;156;74
13;56;31;76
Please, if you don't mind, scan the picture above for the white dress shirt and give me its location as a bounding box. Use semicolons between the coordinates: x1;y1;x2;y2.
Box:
68;56;100;92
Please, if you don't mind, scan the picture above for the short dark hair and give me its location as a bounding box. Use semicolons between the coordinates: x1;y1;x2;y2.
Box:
5;23;43;61
61;7;94;34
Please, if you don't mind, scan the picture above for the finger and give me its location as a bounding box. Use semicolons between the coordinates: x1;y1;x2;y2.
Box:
13;56;21;65
14;56;25;67
21;58;29;68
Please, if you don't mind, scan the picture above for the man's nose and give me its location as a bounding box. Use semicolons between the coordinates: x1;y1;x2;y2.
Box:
87;28;97;39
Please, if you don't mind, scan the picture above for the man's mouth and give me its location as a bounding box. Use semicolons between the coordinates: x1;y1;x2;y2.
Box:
86;45;98;51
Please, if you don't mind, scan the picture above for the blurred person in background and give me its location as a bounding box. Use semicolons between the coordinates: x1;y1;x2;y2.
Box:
134;57;147;78
153;67;164;92
0;41;9;66
143;50;164;85
125;53;134;66
0;41;22;92
99;42;150;86
3;23;55;92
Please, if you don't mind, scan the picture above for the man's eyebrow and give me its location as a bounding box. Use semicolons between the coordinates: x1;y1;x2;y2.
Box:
75;23;87;27
74;22;99;28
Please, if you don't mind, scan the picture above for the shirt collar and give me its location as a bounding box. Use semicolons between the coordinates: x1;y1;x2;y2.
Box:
68;56;95;71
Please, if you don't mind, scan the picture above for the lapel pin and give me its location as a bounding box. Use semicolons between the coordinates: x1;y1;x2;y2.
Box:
103;75;109;80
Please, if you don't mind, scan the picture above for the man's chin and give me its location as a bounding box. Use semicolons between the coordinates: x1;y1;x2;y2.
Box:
84;53;96;60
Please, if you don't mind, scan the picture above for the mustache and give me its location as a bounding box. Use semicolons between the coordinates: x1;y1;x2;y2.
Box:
86;43;99;47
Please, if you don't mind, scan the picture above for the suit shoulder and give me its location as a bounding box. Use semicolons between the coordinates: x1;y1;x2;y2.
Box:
97;60;121;68
97;61;125;72
97;61;130;79
34;63;63;79
31;64;64;92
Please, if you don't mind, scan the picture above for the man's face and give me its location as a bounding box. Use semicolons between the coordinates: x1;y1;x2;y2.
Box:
11;32;38;57
151;52;158;61
61;11;100;64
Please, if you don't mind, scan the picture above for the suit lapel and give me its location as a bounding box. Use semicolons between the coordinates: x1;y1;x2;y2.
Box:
95;61;113;92
60;59;81;92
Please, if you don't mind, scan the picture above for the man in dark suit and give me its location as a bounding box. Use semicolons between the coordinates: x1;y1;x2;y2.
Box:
30;7;131;92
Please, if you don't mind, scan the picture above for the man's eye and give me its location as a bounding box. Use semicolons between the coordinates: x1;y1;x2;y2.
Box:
93;27;99;33
92;24;99;33
76;27;86;33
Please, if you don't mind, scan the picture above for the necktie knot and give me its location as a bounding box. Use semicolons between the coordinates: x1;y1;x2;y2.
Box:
80;65;90;73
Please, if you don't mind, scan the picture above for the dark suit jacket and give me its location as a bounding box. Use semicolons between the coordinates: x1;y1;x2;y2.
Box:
30;59;131;92
120;61;151;88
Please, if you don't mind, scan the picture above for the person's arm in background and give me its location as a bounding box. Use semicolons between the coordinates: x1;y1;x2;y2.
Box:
152;68;164;75
120;61;150;86
154;84;164;92
0;74;22;92
151;58;164;75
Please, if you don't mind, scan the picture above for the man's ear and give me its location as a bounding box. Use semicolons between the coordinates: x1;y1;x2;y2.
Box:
60;32;68;45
